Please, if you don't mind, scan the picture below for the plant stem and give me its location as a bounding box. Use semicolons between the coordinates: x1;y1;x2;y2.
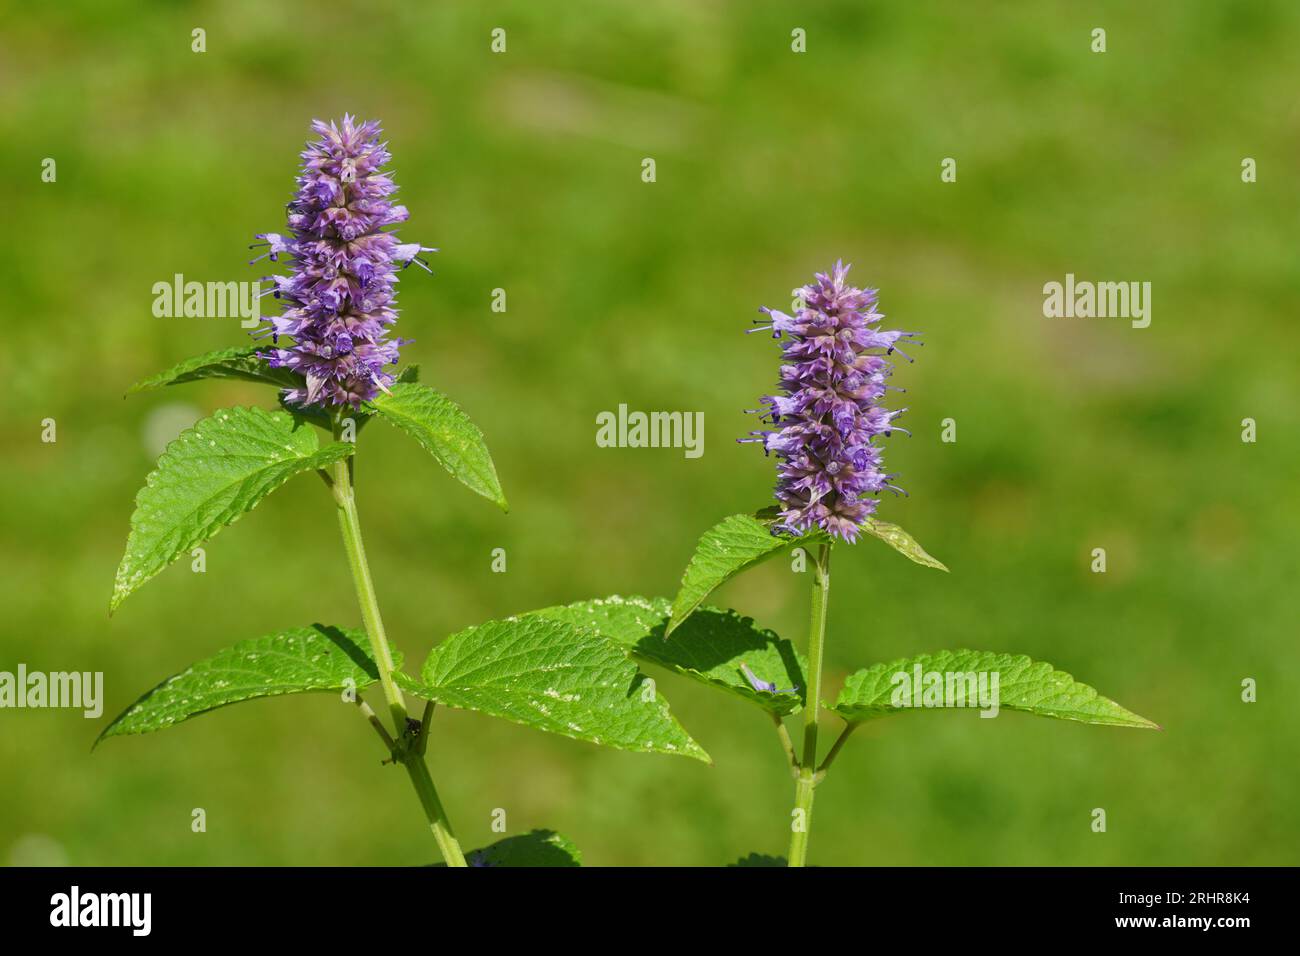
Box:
814;722;856;783
331;419;467;867
788;541;831;868
333;461;404;728
353;695;396;752
771;712;800;779
402;757;466;866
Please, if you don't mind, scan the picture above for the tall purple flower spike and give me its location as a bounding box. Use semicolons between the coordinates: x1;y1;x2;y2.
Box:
741;261;919;543
250;115;436;408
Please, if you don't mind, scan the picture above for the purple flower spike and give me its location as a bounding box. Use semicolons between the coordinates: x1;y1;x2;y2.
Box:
253;115;433;408
742;261;918;543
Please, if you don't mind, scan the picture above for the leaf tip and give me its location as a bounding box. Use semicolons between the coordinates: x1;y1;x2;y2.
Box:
677;737;712;764
1114;702;1159;730
109;579;129;615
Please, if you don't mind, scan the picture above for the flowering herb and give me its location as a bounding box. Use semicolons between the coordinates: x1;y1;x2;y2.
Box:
104;118;706;869
532;262;1157;868
104;133;1159;867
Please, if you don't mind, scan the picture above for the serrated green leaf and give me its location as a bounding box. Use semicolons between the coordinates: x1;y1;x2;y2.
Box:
112;407;354;611
369;381;507;511
861;516;948;571
97;625;396;743
397;616;709;762
530;595;806;716
667;512;947;634
432;830;582;868
667;513;818;635
730;853;787;867
830;649;1159;729
128;345;301;393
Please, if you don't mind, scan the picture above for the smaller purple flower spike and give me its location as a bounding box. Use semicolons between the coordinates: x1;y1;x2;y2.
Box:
739;662;798;696
252;115;435;408
741;261;919;543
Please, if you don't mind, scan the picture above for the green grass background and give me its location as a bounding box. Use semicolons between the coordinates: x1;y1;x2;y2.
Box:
2;0;1296;866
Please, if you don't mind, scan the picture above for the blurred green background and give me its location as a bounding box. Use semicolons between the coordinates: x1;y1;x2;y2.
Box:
2;0;1297;867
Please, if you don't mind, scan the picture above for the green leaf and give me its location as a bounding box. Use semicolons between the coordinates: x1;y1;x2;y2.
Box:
397;616;709;762
128;345;301;393
829;649;1159;729
666;511;948;634
112;407;354;611
369;381;507;511
861;516;948;572
667;513;818;635
97;625;396;744
530;595;806;716
432;830;582;868
730;853;787;867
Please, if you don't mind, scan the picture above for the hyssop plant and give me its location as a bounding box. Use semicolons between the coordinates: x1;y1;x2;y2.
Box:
104;117;708;867
539;262;1159;866
104;122;1156;867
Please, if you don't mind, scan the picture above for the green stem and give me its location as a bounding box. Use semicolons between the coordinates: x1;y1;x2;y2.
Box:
331;419;467;867
814;722;856;783
771;712;799;779
353;695;396;752
403;757;466;866
788;541;832;868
